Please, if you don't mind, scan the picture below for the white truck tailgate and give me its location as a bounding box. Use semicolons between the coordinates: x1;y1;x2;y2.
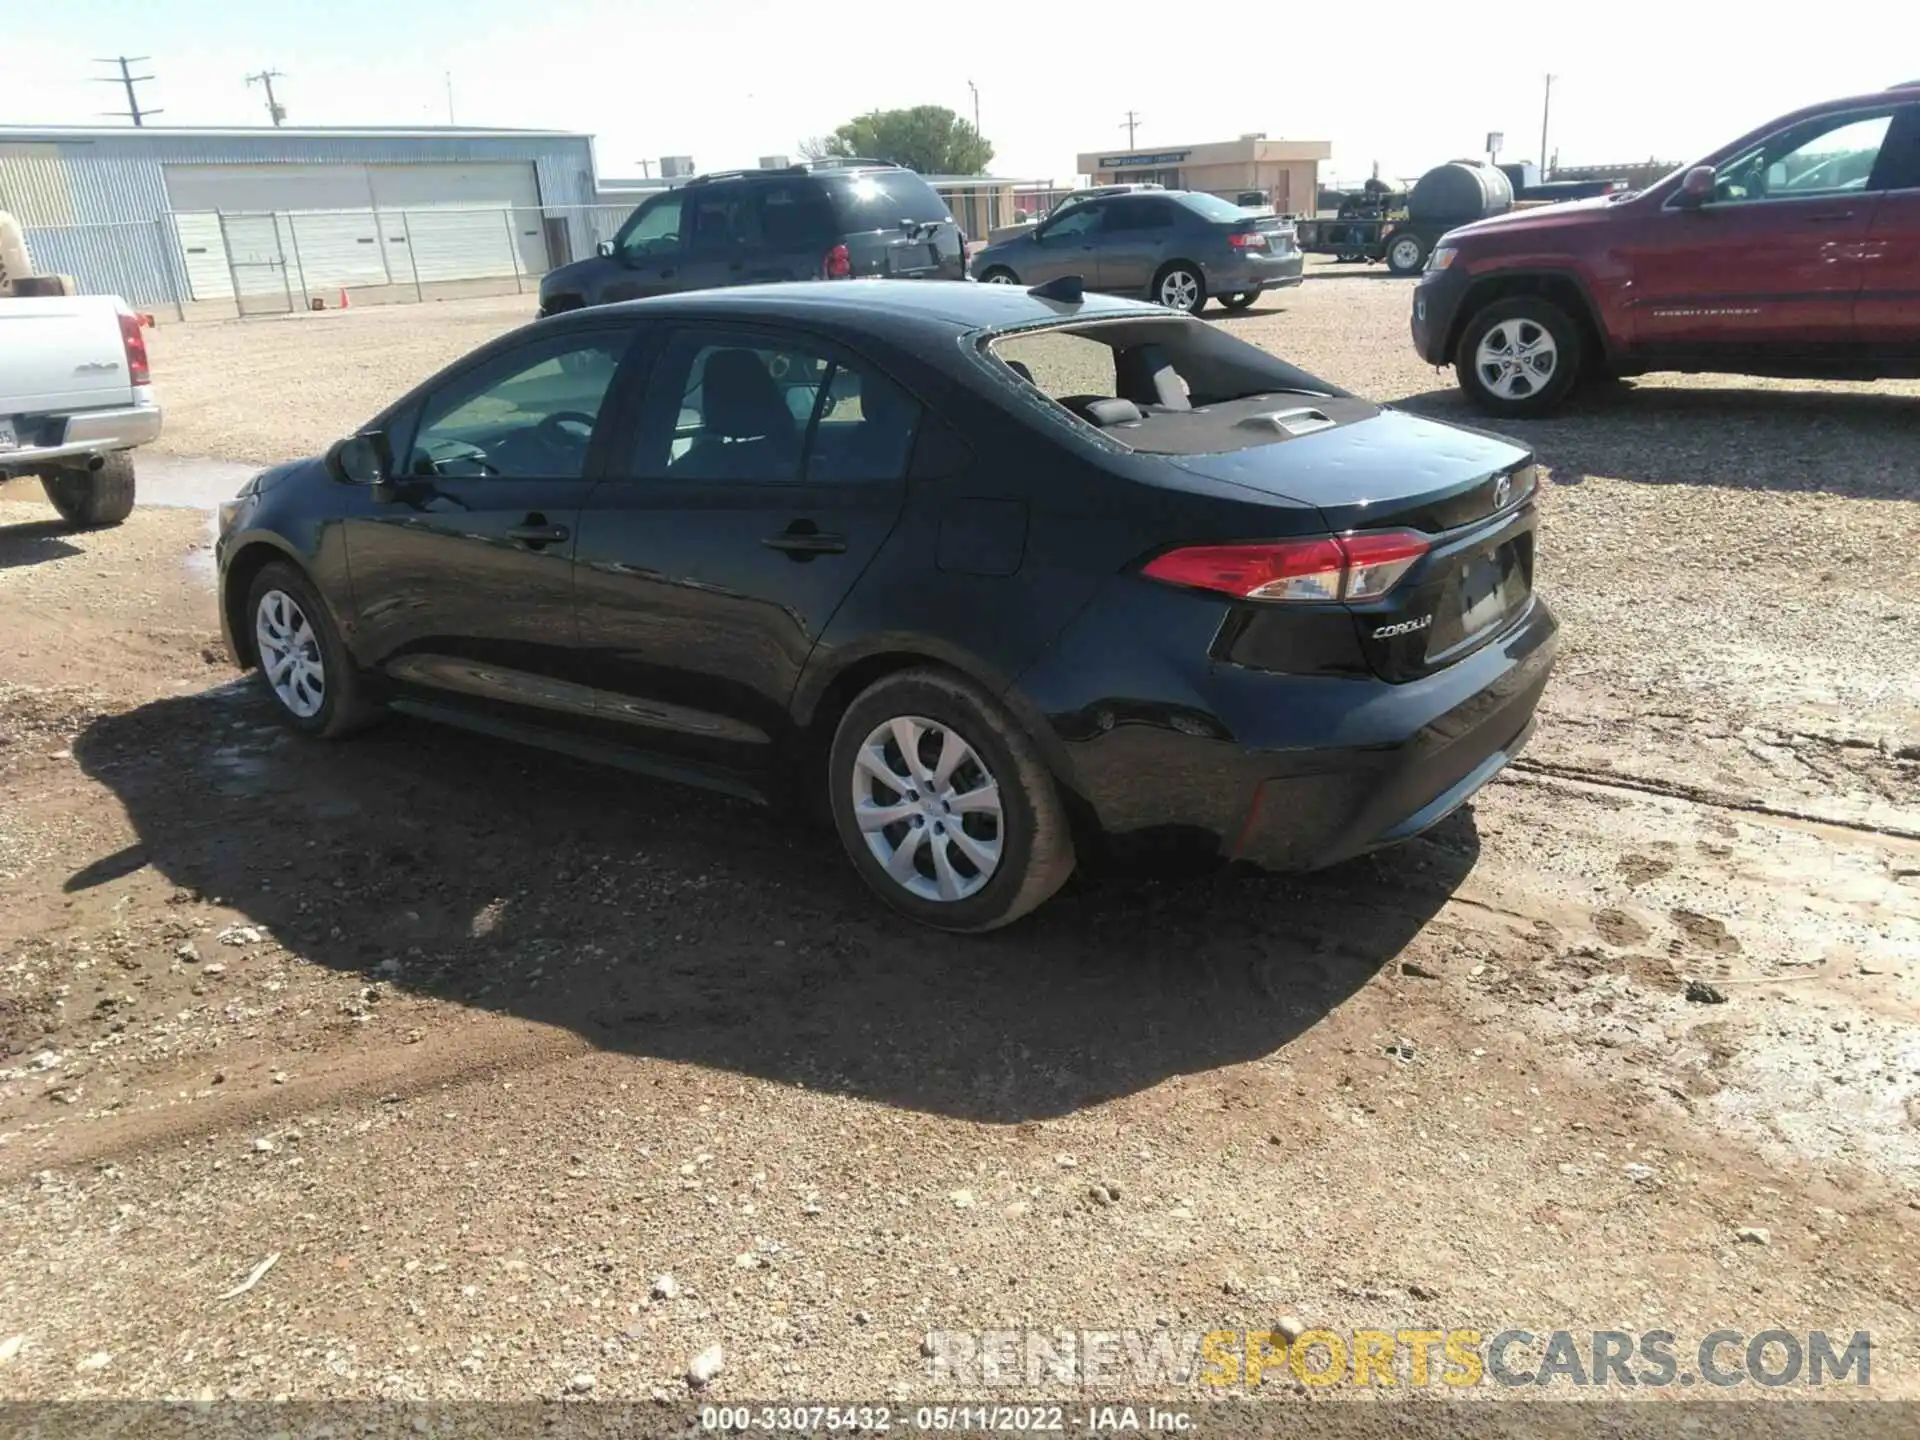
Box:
0;297;135;417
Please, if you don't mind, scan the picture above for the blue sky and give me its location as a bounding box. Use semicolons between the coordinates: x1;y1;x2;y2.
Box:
4;0;1915;185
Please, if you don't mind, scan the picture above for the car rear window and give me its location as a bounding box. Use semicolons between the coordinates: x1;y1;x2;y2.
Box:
826;172;953;231
1175;192;1253;223
984;317;1342;454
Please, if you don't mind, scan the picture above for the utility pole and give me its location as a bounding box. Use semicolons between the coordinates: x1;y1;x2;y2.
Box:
967;79;979;135
444;71;456;124
94;56;160;126
1540;73;1555;179
1120;110;1142;148
246;68;288;127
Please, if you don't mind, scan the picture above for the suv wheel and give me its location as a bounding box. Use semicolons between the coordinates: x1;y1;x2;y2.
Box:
1154;263;1207;314
828;669;1074;932
1455;296;1583;418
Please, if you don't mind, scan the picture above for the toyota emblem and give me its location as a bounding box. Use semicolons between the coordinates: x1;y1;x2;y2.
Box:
1493;473;1513;509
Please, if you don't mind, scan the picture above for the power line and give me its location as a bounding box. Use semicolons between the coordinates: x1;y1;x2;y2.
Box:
94;56;160;126
246;68;288;127
1120;110;1142;147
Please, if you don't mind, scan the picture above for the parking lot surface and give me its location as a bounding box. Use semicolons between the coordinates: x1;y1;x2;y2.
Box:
2;261;1918;1404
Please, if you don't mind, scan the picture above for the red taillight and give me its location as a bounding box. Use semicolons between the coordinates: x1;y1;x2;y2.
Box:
117;309;151;387
823;243;852;279
1227;232;1268;250
1142;530;1429;603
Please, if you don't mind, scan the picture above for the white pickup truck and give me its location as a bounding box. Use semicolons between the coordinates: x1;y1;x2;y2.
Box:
0;294;163;528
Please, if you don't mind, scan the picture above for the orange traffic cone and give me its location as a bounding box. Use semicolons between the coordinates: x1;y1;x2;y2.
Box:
338;287;350;309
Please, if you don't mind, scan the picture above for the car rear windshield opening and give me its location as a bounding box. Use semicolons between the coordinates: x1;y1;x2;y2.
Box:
985;318;1345;455
827;173;954;231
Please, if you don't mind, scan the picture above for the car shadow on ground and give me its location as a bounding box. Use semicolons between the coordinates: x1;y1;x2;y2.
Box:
0;519;83;570
73;682;1482;1124
1389;384;1920;500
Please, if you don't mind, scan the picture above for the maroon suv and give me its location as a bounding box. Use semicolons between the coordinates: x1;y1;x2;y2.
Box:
1412;85;1920;417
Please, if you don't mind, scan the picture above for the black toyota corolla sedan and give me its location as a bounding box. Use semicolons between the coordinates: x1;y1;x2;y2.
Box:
215;279;1556;931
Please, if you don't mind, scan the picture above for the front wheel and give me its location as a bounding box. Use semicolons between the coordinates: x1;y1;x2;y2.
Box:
1454;297;1583;418
828;669;1075;932
1154;263;1207;315
42;451;136;529
1219;291;1257;311
245;561;381;739
1385;232;1429;276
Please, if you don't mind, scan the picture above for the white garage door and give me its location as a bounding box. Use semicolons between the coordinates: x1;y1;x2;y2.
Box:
368;163;547;282
161;160;548;301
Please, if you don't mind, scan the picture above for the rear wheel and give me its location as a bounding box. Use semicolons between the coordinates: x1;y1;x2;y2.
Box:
1385;232;1429;276
978;267;1020;285
1219;291;1257;311
1154;263;1207;314
245;561;381;739
41;451;136;529
1455;296;1583;418
828;669;1074;932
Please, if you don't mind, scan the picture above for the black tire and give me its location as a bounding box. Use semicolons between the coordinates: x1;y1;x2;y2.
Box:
1152;262;1208;315
1219;291;1257;311
1385;231;1429;276
977;267;1020;285
828;669;1075;932
243;560;381;740
41;451;136;529
1454;296;1584;419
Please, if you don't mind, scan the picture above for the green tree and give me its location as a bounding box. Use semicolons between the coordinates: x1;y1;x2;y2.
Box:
818;106;993;175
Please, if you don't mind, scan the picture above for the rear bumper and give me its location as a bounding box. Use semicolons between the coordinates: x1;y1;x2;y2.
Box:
1017;589;1558;872
0;398;162;471
1411;264;1471;365
1209;252;1305;294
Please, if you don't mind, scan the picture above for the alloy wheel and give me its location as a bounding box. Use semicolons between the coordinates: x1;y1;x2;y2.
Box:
1158;269;1200;310
851;715;1004;903
1474;319;1559;401
983;271;1016;284
255;589;326;719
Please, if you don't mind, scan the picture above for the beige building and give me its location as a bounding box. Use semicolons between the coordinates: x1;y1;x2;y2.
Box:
1076;136;1332;214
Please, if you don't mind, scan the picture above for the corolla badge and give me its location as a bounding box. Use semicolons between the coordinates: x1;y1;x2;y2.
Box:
1372;615;1433;640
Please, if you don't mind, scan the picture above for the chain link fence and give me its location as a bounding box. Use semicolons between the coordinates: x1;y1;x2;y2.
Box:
20;202;638;321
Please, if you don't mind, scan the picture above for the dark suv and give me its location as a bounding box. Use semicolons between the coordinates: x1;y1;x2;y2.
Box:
539;162;967;314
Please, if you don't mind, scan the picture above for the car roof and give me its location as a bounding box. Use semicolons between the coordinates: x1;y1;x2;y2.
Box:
544;279;1170;337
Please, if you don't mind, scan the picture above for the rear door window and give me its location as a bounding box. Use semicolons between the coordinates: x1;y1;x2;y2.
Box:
826;172;953;232
1104;197;1178;232
685;182;758;253
755;181;839;251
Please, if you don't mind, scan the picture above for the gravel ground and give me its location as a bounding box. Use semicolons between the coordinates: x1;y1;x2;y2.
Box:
4;264;1919;1417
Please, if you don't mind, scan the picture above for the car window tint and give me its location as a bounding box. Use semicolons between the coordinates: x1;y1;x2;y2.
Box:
1042;204;1105;240
1714;111;1895;202
757;182;838;250
409;333;629;481
686;184;756;252
1105;197;1175;231
618;194;682;260
640;338;819;482
826;172;953;230
806;365;920;482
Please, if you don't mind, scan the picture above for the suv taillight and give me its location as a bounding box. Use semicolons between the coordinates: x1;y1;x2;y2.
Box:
823;243;852;279
1142;531;1430;603
117;310;151;387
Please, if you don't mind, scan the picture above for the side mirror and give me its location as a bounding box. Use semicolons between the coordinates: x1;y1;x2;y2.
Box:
1676;165;1716;209
596;239;615;258
325;430;391;486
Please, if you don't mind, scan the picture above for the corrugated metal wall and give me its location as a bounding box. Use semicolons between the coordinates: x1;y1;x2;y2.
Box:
0;130;598;308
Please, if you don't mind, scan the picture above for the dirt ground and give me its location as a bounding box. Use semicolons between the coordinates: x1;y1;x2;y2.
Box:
2;263;1918;1415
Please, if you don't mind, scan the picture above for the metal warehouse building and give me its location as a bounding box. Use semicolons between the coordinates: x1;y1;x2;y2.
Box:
0;126;602;313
